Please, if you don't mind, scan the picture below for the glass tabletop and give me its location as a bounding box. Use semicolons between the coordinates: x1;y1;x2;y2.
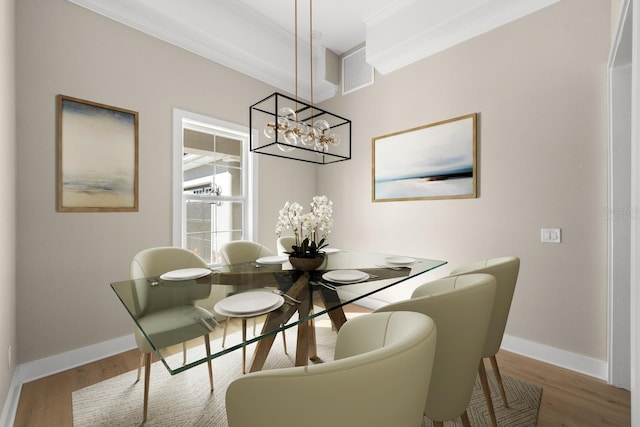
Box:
110;249;446;374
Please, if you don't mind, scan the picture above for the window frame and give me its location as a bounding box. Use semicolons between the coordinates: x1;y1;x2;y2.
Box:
172;109;258;264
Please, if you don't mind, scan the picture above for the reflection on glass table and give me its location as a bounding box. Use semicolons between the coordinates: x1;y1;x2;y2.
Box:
110;249;447;374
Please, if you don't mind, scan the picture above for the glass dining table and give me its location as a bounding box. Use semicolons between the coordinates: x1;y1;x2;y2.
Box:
110;249;446;375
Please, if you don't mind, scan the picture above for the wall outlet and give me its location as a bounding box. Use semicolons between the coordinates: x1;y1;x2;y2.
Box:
541;228;561;243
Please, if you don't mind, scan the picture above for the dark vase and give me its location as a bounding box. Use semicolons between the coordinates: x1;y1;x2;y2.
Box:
288;254;326;271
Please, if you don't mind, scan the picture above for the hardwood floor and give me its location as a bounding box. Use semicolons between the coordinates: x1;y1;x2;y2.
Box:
13;308;631;426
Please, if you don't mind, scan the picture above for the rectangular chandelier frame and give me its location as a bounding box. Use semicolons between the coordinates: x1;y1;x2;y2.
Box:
249;92;352;165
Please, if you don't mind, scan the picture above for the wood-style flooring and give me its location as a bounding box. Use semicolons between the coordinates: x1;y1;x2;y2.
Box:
13;305;631;426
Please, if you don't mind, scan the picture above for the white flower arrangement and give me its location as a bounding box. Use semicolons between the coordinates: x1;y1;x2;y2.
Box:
276;195;333;257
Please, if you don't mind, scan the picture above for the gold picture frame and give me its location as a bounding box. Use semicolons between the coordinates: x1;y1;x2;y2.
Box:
57;95;139;212
372;113;477;202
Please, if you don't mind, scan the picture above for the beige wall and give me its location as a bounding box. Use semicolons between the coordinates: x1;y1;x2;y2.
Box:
15;0;315;363
321;0;611;360
0;0;17;407
15;0;611;368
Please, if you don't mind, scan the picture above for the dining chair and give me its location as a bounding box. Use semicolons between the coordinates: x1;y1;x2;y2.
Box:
226;311;437;427
220;240;275;265
219;240;287;364
276;235;296;255
450;256;520;426
129;246;215;422
375;274;496;427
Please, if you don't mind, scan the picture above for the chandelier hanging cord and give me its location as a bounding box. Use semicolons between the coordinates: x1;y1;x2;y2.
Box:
309;0;314;117
295;0;299;111
256;0;346;157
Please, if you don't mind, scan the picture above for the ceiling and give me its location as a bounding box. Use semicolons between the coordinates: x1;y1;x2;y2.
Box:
67;0;560;102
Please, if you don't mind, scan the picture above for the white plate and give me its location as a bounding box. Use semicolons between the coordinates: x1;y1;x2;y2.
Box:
322;248;340;254
160;268;211;281
214;298;284;318
214;294;284;318
384;256;416;265
256;255;289;264
322;270;369;284
215;291;283;315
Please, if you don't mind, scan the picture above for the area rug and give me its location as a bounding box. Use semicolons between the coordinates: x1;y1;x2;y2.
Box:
73;317;542;426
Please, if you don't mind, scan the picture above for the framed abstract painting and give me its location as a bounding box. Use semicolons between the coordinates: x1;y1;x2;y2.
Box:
57;95;139;212
372;113;477;202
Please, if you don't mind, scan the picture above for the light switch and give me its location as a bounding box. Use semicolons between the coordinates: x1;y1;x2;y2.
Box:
541;228;561;243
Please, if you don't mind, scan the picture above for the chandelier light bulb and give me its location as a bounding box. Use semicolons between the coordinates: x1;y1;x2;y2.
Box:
262;104;342;154
264;123;276;139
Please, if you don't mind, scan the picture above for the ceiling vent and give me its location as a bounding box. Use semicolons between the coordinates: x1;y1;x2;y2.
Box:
342;47;374;95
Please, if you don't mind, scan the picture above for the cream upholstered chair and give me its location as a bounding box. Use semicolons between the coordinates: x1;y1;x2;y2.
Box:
226;311;437;427
449;256;520;426
129;246;214;422
276;235;296;255
219;240;287;361
220;240;275;265
375;274;496;427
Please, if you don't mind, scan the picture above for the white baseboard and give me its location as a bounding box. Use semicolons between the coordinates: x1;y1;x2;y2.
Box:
0;310;610;427
1;334;136;427
15;334;136;385
356;295;609;381
0;372;22;427
501;334;608;381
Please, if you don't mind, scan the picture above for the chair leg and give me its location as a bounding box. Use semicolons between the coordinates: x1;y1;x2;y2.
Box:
461;410;472;427
135;352;144;383
143;352;151;422
182;342;187;365
478;359;498;427
281;328;288;354
242;318;248;374
490;355;509;408
204;335;214;391
221;317;230;348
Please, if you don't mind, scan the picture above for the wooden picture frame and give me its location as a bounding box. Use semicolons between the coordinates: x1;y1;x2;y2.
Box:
57;95;139;212
372;113;477;202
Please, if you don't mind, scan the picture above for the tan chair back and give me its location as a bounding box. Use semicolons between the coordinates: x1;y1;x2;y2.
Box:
449;256;520;358
129;246;212;352
226;311;437;427
375;274;496;423
276;236;296;255
220;240;274;265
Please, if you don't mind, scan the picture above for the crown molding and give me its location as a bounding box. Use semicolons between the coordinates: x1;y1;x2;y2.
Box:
67;0;560;99
366;0;561;75
66;0;338;102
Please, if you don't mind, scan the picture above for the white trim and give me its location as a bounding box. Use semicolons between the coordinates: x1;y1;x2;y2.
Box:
630;0;640;424
352;294;608;380
501;335;608;381
15;335;135;385
607;0;633;390
3;320;609;385
172;109;183;246
366;0;561;75
172;109;256;250
0;372;21;427
0;312;610;427
0;334;136;427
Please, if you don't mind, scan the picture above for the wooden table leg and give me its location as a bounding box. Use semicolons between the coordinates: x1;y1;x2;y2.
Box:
307;315;318;362
319;287;348;330
247;274;350;371
295;292;312;366
248;274;309;372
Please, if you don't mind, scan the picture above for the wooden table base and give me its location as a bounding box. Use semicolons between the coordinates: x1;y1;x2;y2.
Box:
248;273;348;372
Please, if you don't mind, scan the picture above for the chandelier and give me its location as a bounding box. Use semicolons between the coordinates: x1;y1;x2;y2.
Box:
249;0;351;164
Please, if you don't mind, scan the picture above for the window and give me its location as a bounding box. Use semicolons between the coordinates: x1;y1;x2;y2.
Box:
173;110;255;264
